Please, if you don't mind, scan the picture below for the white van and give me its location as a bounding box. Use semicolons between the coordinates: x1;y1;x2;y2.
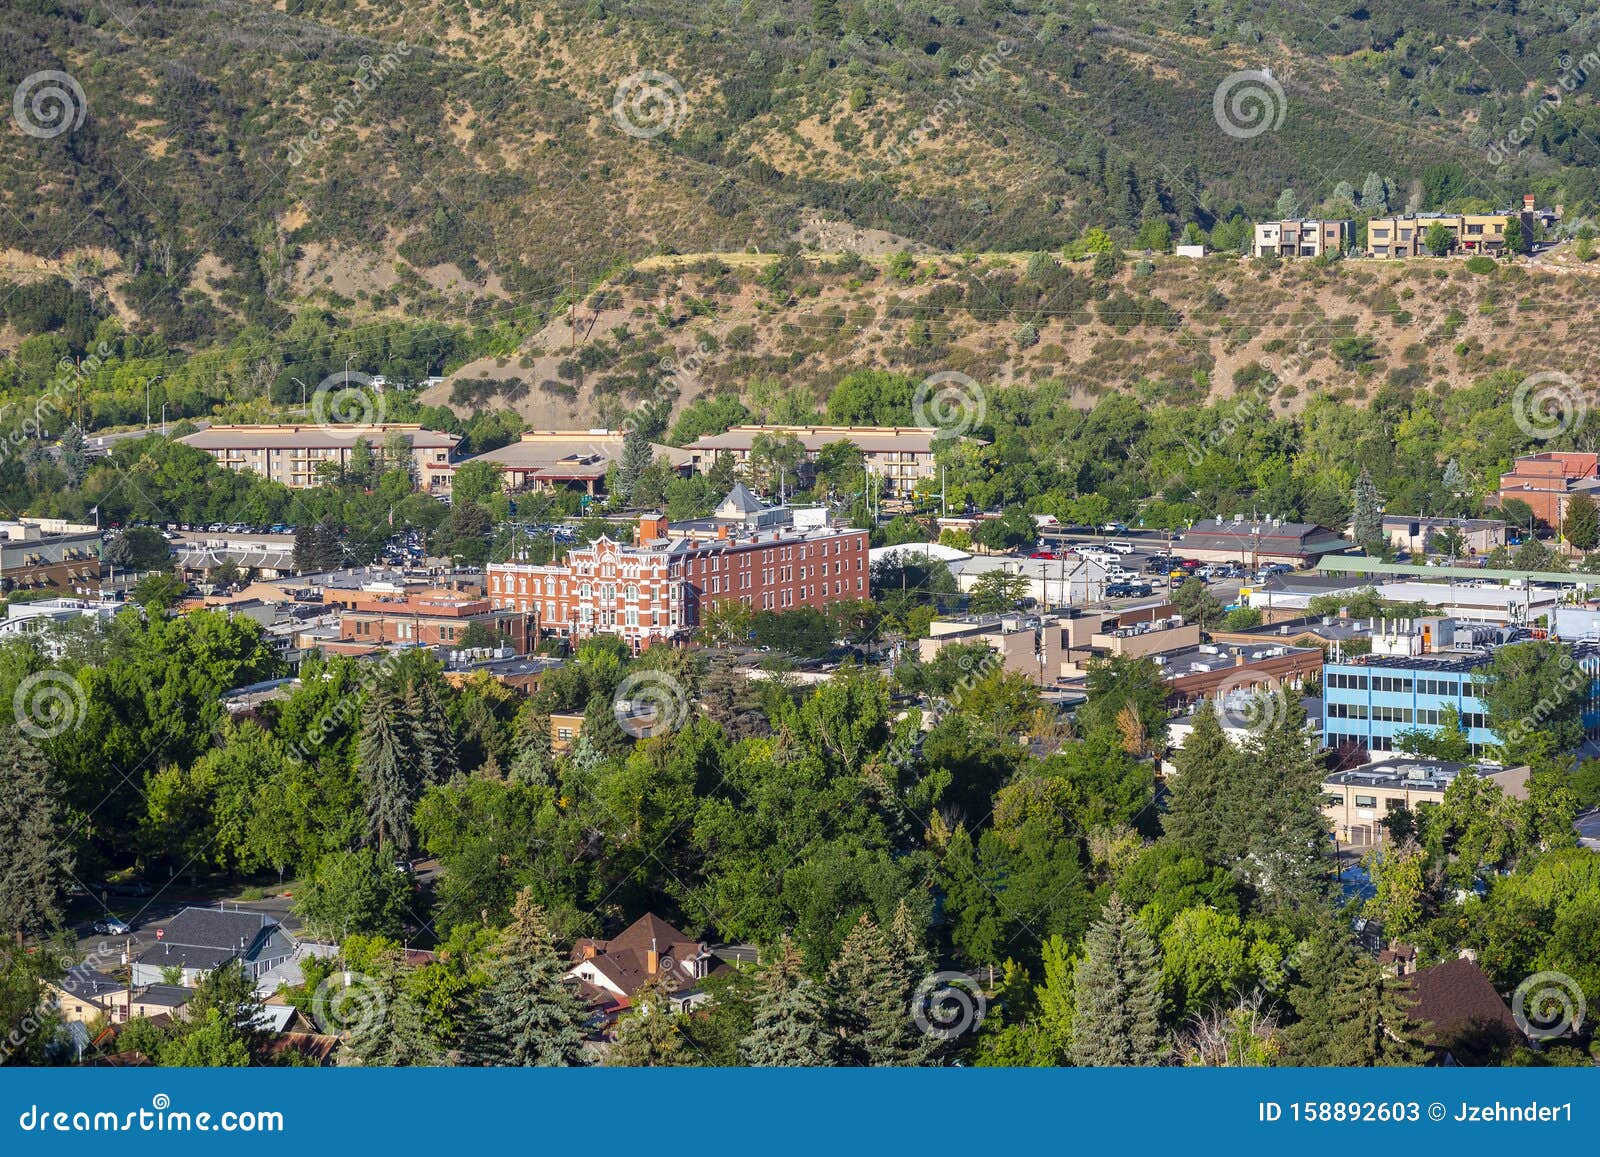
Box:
1105;540;1136;555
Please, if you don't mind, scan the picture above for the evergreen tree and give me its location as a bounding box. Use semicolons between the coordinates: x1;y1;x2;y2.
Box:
740;937;837;1066
607;976;686;1066
1360;171;1389;214
614;425;659;505
1441;457;1466;497
470;889;591;1066
508;707;555;786
1070;895;1166;1066
826;912;931;1066
1280;920;1358;1064
1236;696;1331;912
413;676;458;783
1565;491;1599;552
1351;467;1383;550
812;0;841;35
340;964;449;1066
58;424;87;488
1322;956;1429;1066
1160;699;1245;863
358;687;414;854
1275;188;1302;219
0;732;72;943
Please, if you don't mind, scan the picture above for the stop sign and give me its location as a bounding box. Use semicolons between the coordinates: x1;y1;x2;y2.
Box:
155;928;164;940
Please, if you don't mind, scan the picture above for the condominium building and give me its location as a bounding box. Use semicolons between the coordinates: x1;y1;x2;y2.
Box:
179;424;460;493
1252;218;1353;258
1366;197;1556;258
684;425;971;498
486;486;870;649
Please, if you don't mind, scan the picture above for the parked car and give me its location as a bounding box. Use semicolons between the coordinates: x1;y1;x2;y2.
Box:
93;918;132;936
1106;582;1154;599
1105;540;1135;555
1029;550;1056;560
1177;558;1203;570
1144;556;1177;574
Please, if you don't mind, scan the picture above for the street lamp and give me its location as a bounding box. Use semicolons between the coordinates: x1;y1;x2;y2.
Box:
291;377;308;412
161;403;168;436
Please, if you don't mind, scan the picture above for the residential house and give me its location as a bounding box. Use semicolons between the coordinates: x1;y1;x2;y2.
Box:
1406;957;1528;1066
566;913;730;1020
1252;218;1352;258
130;907;298;988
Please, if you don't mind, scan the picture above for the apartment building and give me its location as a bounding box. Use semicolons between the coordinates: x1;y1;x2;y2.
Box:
449;429;693;496
1498;450;1600;529
684;425;970;498
1252;218;1353;258
1323;758;1530;848
1367;197;1554;258
179;424;460;493
486;488;870;649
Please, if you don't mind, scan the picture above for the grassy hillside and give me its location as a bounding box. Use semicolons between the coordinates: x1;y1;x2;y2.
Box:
4;0;1599;349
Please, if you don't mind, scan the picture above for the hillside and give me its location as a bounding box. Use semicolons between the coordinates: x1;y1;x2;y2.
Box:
427;245;1600;428
4;0;1600;348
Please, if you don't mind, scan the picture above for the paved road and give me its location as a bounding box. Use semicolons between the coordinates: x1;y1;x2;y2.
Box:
1578;809;1600;850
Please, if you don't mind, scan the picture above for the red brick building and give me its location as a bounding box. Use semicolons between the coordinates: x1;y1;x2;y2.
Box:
1498;451;1600;530
339;590;535;653
487;492;870;649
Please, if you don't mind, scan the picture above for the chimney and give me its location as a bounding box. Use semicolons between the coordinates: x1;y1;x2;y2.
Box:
647;937;659;975
717;525;731;540
582;942;596;960
1523;193;1535;211
1234;653;1247;667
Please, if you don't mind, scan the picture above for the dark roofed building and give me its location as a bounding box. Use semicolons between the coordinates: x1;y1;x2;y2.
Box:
1406;957;1526;1066
1178;518;1351;567
131;907;297;988
567;913;732;1021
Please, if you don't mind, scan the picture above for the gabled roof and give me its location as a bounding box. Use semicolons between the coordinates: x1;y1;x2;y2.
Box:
716;482;766;517
1406;958;1525;1066
57;964;122;1003
134;907;292;972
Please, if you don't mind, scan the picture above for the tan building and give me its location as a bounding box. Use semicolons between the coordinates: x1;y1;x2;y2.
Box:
179;424;459;493
1252;218;1352;258
451;429;692;496
0;520;102;594
920;603;1200;685
1324;758;1529;847
685;425;969;498
1366;197;1554;258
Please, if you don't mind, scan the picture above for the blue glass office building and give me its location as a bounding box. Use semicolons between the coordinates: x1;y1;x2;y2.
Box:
1323;643;1600;756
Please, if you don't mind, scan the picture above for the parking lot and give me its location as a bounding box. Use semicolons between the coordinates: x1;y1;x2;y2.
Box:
1028;528;1269;608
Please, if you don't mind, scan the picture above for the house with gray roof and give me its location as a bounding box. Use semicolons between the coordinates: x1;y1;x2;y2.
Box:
131;907;297;988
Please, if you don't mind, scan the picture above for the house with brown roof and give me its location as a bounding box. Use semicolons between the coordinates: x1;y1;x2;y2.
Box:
566;913;728;1019
1406;957;1527;1066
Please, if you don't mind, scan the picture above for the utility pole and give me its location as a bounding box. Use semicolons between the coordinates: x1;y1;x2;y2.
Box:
569;267;577;352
